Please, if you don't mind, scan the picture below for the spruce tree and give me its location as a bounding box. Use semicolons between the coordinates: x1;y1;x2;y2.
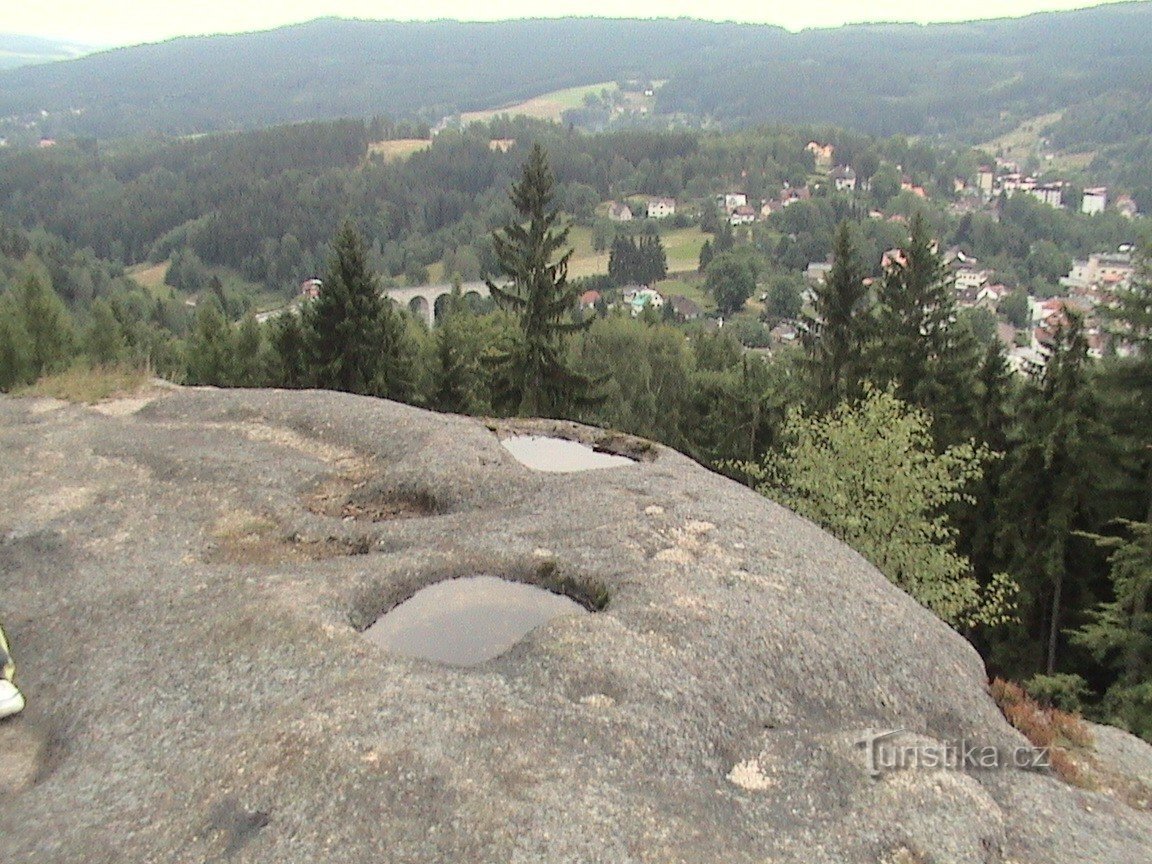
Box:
486;143;595;417
608;235;633;286
432;285;481;414
698;239;713;273
1099;247;1152;522
998;313;1109;675
961;340;1017;584
1071;521;1152;739
802;221;871;410
639;234;668;284
186;298;235;386
872;212;981;445
304;221;408;398
269;312;309;388
232;315;265;387
85;298;126;365
13;274;75;379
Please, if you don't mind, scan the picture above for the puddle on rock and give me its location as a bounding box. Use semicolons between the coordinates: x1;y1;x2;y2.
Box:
363;576;587;666
501;435;634;473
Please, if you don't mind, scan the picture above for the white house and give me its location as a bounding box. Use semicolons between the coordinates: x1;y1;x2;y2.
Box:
729;205;756;226
607;202;633;222
722;192;748;211
646;197;676;219
954;267;990;293
1081;187;1107;216
830;166;857;192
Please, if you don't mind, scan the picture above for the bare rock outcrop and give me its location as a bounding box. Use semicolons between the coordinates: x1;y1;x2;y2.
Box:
0;386;1148;863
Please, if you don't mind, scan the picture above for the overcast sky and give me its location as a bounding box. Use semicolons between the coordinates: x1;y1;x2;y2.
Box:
4;0;1133;48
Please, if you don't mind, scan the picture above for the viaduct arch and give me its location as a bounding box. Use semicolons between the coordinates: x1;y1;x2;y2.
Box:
384;281;492;328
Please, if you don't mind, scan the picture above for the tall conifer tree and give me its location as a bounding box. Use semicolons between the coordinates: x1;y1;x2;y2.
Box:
872;212;981;445
487;143;595;417
998;313;1108;675
304;221;408;398
803;221;871;410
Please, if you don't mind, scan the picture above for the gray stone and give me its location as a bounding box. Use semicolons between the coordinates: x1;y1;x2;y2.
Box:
0;386;1149;863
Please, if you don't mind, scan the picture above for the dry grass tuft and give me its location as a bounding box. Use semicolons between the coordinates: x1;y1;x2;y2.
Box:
17;364;151;404
990;678;1094;786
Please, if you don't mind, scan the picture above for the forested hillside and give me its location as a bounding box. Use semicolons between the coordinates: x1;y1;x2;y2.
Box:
659;3;1152;138
0;118;824;287
2;4;1151;145
0;18;697;138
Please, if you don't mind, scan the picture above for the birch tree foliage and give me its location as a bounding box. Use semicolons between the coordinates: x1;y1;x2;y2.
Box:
735;386;1017;629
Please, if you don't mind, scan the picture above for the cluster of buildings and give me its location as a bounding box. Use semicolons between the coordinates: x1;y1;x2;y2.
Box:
976;163;1140;217
606;197;677;222
1059;249;1138;294
715;192;757;226
800;241;1141;372
579;285;703;322
1004;248;1138;369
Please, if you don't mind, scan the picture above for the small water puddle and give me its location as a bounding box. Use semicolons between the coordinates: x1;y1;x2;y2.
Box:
501;435;634;472
363;576;588;666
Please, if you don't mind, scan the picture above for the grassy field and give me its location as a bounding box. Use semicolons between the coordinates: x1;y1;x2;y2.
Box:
460;81;618;126
128;259;283;313
566;225;609;279
562;225;709;280
367;138;432;162
126;261;169;295
978;112;1096;173
662;227;708;274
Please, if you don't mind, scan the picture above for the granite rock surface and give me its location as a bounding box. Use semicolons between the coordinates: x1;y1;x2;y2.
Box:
0;386;1149;863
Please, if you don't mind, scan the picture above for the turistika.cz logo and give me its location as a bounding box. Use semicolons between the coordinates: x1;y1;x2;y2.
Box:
857;728;1051;779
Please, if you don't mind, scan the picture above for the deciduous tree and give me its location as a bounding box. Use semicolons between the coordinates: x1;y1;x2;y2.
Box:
737;387;1017;629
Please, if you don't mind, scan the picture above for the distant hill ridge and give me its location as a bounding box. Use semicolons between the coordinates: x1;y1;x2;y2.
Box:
1;5;1150;141
0;33;96;70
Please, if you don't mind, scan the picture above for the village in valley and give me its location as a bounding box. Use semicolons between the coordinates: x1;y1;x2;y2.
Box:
553;135;1146;374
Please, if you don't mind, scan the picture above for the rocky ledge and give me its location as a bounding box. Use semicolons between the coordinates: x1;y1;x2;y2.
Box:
0;386;1149;863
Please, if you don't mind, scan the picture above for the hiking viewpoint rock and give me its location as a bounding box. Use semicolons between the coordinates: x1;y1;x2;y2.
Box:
0;386;1149;863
